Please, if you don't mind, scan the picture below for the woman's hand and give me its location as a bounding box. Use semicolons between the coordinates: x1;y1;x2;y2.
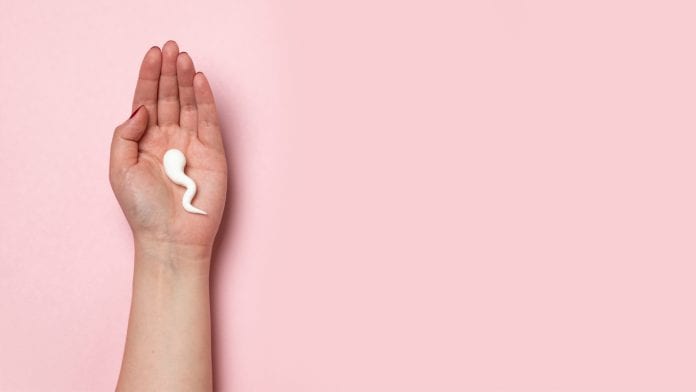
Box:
109;41;227;254
114;41;222;390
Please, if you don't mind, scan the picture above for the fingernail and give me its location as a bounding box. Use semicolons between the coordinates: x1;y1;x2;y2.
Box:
129;105;144;119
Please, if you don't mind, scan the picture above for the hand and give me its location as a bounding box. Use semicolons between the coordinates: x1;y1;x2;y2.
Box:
109;41;227;254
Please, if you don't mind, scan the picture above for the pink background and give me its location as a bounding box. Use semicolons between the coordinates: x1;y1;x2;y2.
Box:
1;0;696;390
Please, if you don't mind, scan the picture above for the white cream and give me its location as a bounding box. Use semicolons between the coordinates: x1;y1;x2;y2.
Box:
162;148;207;215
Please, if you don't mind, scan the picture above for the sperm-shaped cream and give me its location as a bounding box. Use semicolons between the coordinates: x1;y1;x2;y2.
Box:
163;148;207;215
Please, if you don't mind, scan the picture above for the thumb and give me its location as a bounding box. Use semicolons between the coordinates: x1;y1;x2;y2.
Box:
110;105;149;174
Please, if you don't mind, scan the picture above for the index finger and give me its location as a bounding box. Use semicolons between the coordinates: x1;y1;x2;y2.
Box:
132;46;162;128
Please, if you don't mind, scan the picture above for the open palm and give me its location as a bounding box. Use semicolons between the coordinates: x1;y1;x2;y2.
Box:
110;41;228;249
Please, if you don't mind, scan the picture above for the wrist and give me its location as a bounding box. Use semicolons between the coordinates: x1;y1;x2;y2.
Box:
134;236;212;276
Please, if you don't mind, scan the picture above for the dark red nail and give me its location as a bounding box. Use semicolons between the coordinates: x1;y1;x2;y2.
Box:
129;105;144;119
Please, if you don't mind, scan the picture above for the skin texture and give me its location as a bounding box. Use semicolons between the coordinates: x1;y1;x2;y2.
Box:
110;40;227;392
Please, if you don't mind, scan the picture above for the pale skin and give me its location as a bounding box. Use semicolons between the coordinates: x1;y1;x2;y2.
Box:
110;40;227;391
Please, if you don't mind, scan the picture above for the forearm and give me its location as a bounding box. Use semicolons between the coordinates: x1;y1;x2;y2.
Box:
117;238;213;392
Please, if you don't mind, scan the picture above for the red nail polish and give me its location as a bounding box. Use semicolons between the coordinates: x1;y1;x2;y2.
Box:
129;105;144;119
